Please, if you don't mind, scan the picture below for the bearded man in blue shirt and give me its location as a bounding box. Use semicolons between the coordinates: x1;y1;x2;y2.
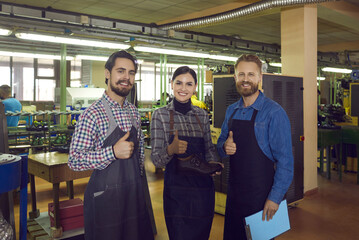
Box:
217;54;294;240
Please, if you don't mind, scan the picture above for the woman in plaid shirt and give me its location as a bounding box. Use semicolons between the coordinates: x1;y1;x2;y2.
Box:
151;66;223;240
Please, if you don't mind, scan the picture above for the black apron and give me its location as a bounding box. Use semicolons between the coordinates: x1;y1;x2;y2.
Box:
223;109;275;240
163;110;215;240
83;99;153;240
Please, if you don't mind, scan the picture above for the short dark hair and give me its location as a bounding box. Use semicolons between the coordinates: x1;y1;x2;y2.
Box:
105;50;138;84
172;66;197;84
234;54;262;74
0;85;11;99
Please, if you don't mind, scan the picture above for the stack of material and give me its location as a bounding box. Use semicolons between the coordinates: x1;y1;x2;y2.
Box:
48;198;84;231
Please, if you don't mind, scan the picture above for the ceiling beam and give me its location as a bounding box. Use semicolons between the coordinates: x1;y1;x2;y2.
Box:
318;1;359;32
318;40;359;52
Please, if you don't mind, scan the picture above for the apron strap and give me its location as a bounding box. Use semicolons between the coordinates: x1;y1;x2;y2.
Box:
194;114;204;134
101;97;137;139
228;108;239;130
169;110;174;137
101;98;118;138
251;109;258;122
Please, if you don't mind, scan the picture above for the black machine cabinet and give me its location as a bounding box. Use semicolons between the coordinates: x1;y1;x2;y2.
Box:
212;74;304;204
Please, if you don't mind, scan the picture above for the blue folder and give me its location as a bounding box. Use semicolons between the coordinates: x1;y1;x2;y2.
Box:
244;199;290;240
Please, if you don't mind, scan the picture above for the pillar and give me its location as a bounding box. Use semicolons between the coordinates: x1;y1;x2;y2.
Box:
281;5;318;193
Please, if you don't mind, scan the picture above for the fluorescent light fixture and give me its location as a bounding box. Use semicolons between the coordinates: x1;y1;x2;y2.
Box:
15;33;130;49
134;46;236;62
76;55;143;64
0;28;12;36
155;63;200;68
0;50;74;60
269;62;282;67
134;46;210;58
322;67;352;74
208;55;237;62
317;77;325;81
76;55;108;61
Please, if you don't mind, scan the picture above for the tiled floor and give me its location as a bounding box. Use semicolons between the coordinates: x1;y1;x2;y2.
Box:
11;150;359;239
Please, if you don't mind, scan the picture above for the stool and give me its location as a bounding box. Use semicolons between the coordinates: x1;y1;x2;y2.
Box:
0;154;28;240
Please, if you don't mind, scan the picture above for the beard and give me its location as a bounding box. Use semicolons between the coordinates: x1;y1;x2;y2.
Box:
110;79;133;97
236;81;258;97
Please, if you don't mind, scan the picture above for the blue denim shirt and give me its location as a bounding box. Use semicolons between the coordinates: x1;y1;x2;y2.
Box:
217;91;294;204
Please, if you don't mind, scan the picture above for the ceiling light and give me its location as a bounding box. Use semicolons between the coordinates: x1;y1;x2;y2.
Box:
322;67;352;74
0;27;12;36
76;55;143;64
317;77;325;81
15;33;130;49
155;63;200;68
134;46;237;62
208;55;237;62
269;62;282;67
0;51;74;60
134;46;210;59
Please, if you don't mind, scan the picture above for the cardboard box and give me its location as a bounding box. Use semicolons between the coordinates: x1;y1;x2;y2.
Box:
206;70;213;83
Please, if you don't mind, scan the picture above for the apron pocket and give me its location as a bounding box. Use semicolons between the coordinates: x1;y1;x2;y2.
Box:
93;183;146;228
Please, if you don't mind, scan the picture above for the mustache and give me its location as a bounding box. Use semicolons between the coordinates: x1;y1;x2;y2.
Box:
115;79;133;86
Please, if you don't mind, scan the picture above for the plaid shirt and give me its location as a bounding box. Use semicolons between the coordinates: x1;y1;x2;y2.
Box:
150;101;218;168
68;92;144;171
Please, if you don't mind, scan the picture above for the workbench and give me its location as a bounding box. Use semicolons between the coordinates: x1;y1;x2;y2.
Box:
27;152;92;238
317;128;342;180
341;126;359;184
318;127;359;183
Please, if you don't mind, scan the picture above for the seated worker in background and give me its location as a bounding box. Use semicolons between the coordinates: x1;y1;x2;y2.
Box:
0;85;22;127
191;92;208;111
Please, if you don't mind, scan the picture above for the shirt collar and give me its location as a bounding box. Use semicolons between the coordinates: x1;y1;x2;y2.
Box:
102;92;129;109
166;100;201;115
234;90;265;111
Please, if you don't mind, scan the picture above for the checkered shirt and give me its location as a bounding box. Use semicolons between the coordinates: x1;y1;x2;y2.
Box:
150;101;218;168
68;92;144;172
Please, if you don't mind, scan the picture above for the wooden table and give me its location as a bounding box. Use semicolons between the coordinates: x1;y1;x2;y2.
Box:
27;152;92;237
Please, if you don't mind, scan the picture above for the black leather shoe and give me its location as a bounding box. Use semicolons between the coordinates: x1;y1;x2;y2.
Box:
177;154;223;175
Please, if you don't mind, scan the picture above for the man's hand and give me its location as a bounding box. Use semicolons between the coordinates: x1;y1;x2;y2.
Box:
262;199;279;221
113;131;134;159
224;131;236;155
167;130;188;155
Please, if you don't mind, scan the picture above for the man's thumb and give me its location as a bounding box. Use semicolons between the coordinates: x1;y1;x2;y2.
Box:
174;130;179;140
120;131;130;141
228;131;234;141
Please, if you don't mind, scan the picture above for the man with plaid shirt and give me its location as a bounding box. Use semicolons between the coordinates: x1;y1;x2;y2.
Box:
68;51;153;240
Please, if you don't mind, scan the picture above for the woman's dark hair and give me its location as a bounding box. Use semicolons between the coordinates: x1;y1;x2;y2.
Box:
172;66;197;84
105;50;138;84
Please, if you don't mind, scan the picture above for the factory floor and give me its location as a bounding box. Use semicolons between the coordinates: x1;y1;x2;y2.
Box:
11;149;359;239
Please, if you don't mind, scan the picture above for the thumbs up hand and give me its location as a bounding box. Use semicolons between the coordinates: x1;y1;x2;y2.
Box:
113;131;134;159
167;130;188;156
224;131;236;155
